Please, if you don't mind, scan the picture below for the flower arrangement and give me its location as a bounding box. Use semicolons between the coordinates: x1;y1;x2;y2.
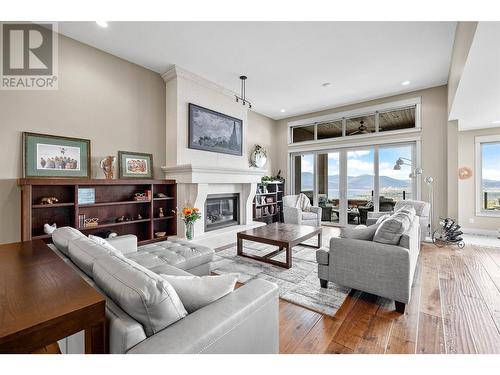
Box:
178;205;202;240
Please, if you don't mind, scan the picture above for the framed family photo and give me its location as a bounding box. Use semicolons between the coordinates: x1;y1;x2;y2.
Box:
118;151;153;179
23;132;91;178
188;103;243;156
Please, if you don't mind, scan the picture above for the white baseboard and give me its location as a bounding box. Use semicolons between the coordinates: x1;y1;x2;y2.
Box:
461;227;499;237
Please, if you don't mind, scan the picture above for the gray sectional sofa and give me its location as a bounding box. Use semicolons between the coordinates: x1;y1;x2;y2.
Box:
49;227;279;354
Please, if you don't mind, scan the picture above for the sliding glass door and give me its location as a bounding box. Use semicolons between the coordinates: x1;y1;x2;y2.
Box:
347;148;374;225
317;152;340;224
291;142;416;226
378;144;414;203
293;154;314;204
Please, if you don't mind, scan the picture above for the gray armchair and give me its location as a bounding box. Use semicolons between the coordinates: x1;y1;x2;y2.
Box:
367;199;430;240
316;216;420;313
283;195;322;227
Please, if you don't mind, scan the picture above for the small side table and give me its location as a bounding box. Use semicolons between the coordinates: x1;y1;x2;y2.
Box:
0;240;106;354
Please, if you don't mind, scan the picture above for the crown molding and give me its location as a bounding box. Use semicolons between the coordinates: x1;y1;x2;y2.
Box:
161;65;238;99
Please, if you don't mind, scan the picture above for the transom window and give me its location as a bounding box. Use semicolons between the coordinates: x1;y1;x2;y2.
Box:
289;99;419;144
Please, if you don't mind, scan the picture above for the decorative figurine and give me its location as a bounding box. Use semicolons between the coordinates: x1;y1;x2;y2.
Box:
275;169;284;181
100;156;116;179
137;213;143;220
43;223;57;234
39;197;59;205
159;208;165;218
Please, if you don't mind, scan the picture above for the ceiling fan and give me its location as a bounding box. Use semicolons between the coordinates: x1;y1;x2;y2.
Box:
348;120;372;135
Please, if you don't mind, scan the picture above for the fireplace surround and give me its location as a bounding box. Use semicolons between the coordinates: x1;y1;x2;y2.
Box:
205;193;240;232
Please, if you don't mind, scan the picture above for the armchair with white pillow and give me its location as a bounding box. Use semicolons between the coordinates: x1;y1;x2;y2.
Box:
283;194;322;227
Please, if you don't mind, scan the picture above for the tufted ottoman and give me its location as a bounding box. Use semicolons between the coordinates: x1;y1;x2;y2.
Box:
127;239;214;276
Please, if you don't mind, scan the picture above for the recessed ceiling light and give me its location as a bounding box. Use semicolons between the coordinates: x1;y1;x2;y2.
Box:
401;80;411;86
280;109;286;113
322;82;332;87
96;21;108;28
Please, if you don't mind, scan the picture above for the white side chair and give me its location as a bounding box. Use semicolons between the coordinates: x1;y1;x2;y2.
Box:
283;195;322;227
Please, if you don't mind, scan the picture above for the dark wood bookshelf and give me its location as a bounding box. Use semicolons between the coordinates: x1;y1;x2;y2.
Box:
18;178;177;245
253;180;285;224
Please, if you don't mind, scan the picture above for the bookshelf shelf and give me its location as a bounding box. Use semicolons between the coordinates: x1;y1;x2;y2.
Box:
18;178;177;245
253;180;285;224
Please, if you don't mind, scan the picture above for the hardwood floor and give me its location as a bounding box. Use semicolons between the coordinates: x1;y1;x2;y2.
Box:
226;226;500;354
277;239;500;354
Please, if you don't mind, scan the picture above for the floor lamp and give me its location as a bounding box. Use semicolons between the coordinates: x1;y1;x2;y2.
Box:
394;157;434;239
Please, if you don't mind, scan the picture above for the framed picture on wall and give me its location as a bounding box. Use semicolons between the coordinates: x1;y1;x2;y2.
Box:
188;103;243;156
118;151;153;179
23;132;91;178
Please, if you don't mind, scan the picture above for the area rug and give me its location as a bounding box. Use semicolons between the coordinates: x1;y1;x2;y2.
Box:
211;234;350;317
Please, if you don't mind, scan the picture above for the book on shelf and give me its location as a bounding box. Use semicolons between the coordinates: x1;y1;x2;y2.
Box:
78;214;86;229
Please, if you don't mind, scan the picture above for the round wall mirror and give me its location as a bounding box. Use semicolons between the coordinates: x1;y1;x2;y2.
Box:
250;145;268;168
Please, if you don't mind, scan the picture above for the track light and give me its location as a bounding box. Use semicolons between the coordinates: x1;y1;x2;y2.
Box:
235;75;253;109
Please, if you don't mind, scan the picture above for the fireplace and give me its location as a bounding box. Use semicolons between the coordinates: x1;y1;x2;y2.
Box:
205;193;240;232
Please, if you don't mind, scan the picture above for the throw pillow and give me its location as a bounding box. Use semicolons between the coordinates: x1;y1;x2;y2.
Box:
376;214;391;224
373;210;414;245
93;254;188;336
88;234;118;253
160;273;238;313
396;205;417;216
340;223;380;241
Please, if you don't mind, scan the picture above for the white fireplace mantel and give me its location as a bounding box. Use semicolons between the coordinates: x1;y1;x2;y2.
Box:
162;164;267;238
161;164;266;184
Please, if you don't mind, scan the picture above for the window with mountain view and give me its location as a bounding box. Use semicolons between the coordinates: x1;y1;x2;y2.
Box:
480;142;500;212
379;145;413;202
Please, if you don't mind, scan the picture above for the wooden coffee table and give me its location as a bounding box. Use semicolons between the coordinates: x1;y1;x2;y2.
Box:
237;223;322;269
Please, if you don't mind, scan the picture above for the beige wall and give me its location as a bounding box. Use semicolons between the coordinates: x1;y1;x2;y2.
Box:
275;86;449;228
0;34;166;244
247;110;278;175
447;22;478;114
458;127;500;232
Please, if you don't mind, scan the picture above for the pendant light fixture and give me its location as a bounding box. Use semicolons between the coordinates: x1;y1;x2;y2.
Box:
235;75;252;109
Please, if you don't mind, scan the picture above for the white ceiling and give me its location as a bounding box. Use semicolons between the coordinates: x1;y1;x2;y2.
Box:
449;22;500;131
58;22;456;120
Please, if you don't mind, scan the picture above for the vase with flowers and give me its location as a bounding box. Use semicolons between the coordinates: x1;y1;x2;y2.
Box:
178;205;202;240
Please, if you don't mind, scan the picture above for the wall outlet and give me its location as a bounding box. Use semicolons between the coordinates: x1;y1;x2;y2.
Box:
469;218;475;224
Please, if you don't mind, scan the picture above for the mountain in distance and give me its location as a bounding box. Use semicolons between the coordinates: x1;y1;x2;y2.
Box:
483;179;500;189
300;172;410;190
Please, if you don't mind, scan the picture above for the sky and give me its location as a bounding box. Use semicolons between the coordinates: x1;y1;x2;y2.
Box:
482;143;500;181
300;145;413;180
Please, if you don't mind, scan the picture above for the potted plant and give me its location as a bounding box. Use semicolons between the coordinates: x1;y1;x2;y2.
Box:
178;205;202;240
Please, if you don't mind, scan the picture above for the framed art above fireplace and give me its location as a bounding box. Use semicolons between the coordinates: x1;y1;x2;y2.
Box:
188;103;243;156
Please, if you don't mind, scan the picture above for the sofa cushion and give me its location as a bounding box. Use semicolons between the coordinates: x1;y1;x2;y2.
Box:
52;227;86;257
131;239;214;271
373;210;415;245
340;223;380;241
68;236;124;277
302;211;318;221
93;254;188;337
160;273;238;313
